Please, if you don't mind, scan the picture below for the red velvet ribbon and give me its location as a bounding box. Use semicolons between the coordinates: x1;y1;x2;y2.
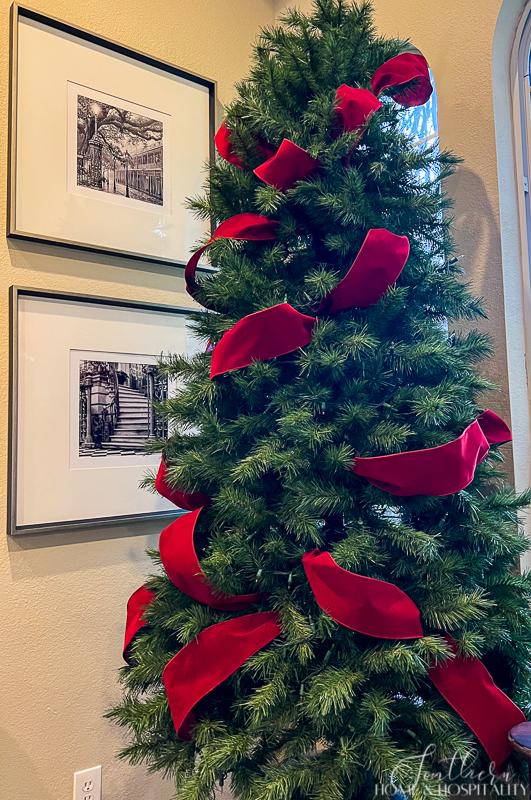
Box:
125;543;522;767
476;409;513;444
188;221;406;319
214;122;276;169
187;225;409;369
216;55;430;172
155;554;522;770
185;213;279;299
303;552;523;771
214;121;244;168
218;88;384;173
429;637;526;772
254;139;320;191
352;410;511;497
162;611;281;738
210;303;317;379
123;585;155;664
318;228;410;313
215;54;431;177
159;508;261;610
335;85;382;135
371;52;433;108
303;550;423;639
155;459;210;511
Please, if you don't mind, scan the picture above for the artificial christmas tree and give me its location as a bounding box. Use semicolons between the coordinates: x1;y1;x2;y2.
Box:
109;2;531;797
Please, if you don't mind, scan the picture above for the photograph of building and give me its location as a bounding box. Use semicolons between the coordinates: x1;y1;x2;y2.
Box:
76;94;163;205
78;359;168;457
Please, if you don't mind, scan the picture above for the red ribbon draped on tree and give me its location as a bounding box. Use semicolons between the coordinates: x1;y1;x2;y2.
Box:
214;121;278;169
371;52;433;108
155;459;209;511
429;637;525;770
335;85;382;136
125;539;524;770
303;550;423;639
184;213;279;299
123;48;526;775
215;52;433;169
352;410;512;497
159;508;261;610
318;228;410;313
303;552;524;771
123;585;155;664
162;611;281;738
210;303;317;379
186;221;410;319
193;227;411;378
254;138;320;191
214;121;245;168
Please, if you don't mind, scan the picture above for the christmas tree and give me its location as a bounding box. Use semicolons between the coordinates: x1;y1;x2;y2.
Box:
109;2;531;797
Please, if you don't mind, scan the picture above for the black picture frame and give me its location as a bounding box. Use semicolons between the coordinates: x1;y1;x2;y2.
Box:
8;285;191;535
7;4;216;267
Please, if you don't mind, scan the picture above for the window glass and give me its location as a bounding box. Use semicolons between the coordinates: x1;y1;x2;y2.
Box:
399;71;438;147
399;71;438;186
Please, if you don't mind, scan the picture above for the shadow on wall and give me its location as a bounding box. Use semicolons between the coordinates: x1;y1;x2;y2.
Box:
0;728;48;799
6;518;162;581
7;236;183;288
449;165;502;314
447;165;509;398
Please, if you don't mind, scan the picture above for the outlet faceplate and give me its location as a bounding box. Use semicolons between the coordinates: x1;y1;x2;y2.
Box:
73;765;102;800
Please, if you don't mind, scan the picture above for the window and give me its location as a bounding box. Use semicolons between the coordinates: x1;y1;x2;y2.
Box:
400;72;438;148
400;70;439;183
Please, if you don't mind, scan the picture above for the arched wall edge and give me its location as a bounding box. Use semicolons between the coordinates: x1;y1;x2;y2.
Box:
493;0;531;570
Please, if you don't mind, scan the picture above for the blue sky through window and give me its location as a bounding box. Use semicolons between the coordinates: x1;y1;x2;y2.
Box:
399;71;438;146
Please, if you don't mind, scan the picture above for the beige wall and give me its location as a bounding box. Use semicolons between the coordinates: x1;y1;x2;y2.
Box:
275;0;518;425
1;1;525;799
0;2;275;799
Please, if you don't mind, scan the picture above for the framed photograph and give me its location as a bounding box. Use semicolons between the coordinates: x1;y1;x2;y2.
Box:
8;5;215;265
9;287;196;534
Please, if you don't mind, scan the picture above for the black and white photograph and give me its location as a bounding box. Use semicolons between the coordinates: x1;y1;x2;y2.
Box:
9;288;190;534
78;358;168;458
9;7;213;263
76;94;164;206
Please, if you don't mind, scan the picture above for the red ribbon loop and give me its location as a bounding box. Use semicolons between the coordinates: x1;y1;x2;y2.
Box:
163;611;281;738
159;508;261;610
185;213;279;299
428;637;526;772
335;85;382;135
254;139;320;191
319;228;410;313
155;459;210;511
476;409;512;444
214;121;244;168
352;410;511;497
303;550;423;639
215;121;276;169
210;303;317;379
123;585;155;664
371;52;433;108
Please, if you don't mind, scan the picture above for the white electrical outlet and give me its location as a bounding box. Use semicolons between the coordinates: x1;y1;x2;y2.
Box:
73;765;102;800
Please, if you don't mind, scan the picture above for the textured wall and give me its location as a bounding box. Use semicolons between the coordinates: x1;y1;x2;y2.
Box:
0;2;275;799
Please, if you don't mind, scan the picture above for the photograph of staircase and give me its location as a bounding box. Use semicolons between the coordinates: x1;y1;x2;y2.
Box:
102;385;150;454
78;358;168;458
